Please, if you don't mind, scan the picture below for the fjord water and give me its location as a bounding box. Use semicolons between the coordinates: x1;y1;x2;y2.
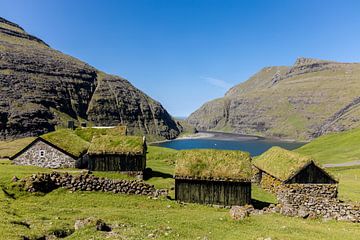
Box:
153;131;305;156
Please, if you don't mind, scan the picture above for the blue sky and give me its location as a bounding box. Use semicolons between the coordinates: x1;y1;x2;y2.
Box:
1;0;360;117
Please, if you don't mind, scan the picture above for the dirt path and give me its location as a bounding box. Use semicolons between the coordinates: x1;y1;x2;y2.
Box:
323;160;360;168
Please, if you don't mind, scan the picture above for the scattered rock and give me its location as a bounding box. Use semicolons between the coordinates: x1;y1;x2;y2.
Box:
229;205;254;220
74;217;94;230
12;176;19;182
96;219;112;232
147;233;155;238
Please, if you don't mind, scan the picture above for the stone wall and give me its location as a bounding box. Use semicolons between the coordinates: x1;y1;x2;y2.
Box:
259;172;282;193
274;184;360;222
12;140;76;168
251;166;261;183
230;183;360;222
248;171;360;222
17;172;164;197
278;184;338;200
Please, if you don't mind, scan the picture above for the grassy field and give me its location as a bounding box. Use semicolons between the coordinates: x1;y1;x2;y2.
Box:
1;145;360;239
327;166;360;202
1;136;360;239
296;127;360;164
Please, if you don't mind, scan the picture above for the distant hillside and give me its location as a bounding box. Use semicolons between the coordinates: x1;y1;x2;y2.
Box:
0;17;180;140
295;127;360;165
188;57;360;141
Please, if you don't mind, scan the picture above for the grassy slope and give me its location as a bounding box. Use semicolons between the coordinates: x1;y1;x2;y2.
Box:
293;128;360;202
0;137;36;158
296;127;360;164
189;63;360;141
327;166;360;202
0;146;360;239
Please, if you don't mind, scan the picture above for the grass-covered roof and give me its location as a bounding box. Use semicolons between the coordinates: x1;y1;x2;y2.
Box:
41;129;90;158
253;146;314;181
174;149;252;181
74;126;127;142
88;135;145;155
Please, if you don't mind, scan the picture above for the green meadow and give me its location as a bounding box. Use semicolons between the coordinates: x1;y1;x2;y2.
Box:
1;128;360;239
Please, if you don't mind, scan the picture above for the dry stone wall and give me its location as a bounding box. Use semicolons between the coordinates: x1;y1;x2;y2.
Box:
249;171;360;222
18;172;164;197
275;184;360;222
258;172;282;193
12;140;76;168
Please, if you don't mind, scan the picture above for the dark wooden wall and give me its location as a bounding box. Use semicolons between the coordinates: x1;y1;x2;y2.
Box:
175;179;251;206
287;162;336;184
88;154;146;171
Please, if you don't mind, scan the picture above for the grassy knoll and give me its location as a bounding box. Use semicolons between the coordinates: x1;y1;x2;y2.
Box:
1;146;360;239
296;128;360;164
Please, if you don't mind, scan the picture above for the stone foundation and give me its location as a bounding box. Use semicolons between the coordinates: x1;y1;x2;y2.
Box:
278;184;338;201
273;184;359;222
246;172;360;222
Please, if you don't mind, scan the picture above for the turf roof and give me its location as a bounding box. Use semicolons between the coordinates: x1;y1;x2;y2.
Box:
74;126;127;142
41;129;90;158
174;149;252;181
87;135;145;155
253;146;314;181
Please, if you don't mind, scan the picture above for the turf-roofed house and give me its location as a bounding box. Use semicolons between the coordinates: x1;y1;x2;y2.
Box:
253;147;337;192
9;126;131;169
174;149;252;206
87;134;147;177
10;129;90;168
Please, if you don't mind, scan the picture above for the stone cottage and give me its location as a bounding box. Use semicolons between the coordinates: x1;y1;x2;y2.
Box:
253;146;337;192
10;129;90;168
252;147;360;222
174;149;252;206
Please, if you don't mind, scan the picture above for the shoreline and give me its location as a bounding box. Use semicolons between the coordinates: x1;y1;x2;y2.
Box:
149;130;308;145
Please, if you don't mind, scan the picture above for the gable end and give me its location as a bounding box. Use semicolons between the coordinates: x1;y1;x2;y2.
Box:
285;162;337;184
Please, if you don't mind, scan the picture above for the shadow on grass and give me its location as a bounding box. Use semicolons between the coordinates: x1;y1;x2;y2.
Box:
144;170;173;180
1;187;16;199
251;199;272;209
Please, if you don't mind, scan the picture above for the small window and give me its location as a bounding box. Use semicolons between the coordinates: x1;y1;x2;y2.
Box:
39;150;46;157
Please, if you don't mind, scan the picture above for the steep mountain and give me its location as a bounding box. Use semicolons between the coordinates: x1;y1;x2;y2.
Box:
188;58;360;140
0;17;180;140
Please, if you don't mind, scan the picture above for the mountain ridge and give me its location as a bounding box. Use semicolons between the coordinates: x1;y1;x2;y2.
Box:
0;17;180;140
188;57;360;141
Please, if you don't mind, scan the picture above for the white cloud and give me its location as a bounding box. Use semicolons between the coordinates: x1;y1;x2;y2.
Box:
202;77;232;90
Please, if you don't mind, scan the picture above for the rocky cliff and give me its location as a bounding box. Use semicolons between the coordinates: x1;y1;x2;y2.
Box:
0;17;180;140
188;58;360;140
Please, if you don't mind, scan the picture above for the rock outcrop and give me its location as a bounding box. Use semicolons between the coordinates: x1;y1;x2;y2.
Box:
0;17;180;140
188;58;360;140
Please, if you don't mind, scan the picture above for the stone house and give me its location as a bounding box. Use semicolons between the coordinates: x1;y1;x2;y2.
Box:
10;129;90;168
253;146;337;193
174;149;252;206
10;126;147;172
10;137;85;168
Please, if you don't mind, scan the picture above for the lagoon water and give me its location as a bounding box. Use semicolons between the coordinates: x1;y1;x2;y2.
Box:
152;131;305;156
